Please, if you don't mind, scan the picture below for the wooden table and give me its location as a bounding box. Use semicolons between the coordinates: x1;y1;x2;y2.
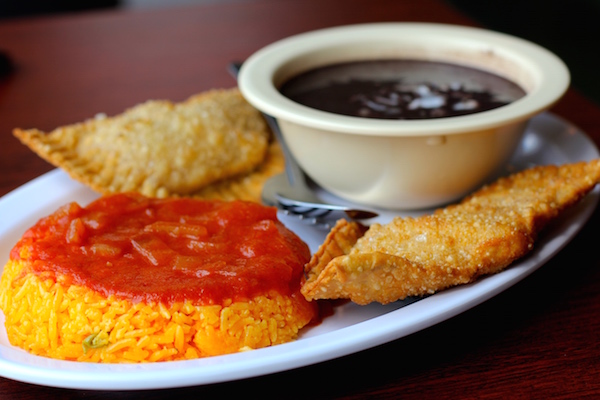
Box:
1;0;600;398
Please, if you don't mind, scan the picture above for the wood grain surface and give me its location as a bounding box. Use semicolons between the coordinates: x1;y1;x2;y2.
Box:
1;1;599;398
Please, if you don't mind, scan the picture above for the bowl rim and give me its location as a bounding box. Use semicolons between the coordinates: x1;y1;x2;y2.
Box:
238;22;570;137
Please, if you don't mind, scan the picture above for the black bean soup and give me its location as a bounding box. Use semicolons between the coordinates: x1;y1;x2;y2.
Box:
279;60;527;120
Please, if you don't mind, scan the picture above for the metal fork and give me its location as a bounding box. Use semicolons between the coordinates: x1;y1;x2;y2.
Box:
228;62;378;226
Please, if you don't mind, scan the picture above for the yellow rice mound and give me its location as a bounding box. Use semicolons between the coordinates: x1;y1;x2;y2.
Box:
0;259;314;363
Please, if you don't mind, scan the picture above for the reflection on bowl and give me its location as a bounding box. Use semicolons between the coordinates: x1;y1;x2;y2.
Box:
238;23;570;209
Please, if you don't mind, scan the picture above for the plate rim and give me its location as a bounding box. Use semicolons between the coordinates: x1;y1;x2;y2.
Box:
0;112;597;390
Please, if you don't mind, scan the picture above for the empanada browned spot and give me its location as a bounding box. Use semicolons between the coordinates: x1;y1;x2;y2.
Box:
13;88;272;198
189;140;284;202
302;160;600;305
303;219;368;283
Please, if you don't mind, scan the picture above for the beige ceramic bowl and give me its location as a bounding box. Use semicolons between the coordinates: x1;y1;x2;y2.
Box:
238;23;570;209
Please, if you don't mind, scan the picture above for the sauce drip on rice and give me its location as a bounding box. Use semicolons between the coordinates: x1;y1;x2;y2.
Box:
11;193;309;305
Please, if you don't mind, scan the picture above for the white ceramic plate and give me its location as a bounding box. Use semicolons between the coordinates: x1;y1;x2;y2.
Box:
0;112;597;390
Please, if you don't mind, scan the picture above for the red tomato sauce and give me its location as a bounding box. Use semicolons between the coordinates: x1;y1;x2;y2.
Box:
10;193;311;305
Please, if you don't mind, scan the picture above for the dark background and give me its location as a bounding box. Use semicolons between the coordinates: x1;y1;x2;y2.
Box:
1;0;598;105
447;0;600;106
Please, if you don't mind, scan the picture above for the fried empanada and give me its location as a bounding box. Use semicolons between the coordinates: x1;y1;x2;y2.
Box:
189;139;284;202
14;88;275;199
302;160;600;305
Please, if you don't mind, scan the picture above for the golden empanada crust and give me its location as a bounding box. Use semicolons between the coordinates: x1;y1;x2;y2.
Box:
14;88;275;199
188;139;284;202
302;160;600;305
